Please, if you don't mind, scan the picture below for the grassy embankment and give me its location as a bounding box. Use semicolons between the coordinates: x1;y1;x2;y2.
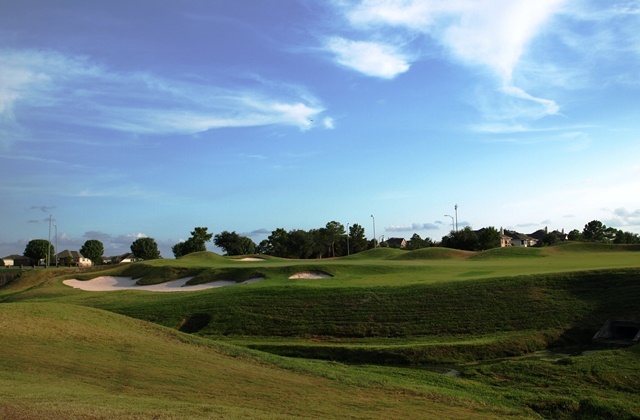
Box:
1;242;640;418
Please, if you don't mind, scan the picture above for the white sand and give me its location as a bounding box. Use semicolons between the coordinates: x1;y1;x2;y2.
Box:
63;276;264;292
288;271;332;279
233;257;266;262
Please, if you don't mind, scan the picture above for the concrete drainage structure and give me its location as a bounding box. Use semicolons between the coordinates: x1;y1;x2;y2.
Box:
593;320;640;344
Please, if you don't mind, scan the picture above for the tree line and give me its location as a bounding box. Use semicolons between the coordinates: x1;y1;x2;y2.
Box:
14;219;639;265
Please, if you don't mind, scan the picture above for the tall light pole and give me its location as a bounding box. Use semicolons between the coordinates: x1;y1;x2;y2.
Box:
47;214;52;268
346;223;350;256
371;215;377;248
454;204;458;232
445;214;454;232
54;223;58;267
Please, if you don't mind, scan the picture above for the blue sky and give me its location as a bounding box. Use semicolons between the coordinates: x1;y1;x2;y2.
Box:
1;0;639;258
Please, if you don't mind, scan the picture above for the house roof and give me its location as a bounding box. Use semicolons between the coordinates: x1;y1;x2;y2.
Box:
503;230;537;241
2;254;29;260
56;250;83;259
386;237;406;245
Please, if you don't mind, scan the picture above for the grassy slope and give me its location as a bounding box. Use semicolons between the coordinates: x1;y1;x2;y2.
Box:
0;302;515;419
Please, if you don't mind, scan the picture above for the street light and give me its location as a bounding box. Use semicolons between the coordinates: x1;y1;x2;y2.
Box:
444;214;454;232
454;204;458;232
346;223;350;256
371;215;377;248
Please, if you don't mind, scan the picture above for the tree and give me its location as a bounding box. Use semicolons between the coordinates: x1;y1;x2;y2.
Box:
288;229;315;259
80;239;104;265
567;229;583;241
130;237;161;260
407;233;425;250
348;223;368;254
323;221;345;258
214;231;256;256
441;226;479;251
267;228;289;257
172;227;213;258
583;220;607;242
24;239;54;265
256;239;273;255
238;236;256;255
476;227;501;250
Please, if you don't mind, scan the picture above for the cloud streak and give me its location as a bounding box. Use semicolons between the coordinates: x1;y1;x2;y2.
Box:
332;0;566;119
0;49;327;136
324;37;411;79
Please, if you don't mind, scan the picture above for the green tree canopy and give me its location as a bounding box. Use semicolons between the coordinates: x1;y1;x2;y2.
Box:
441;226;480;251
214;231;256;256
568;229;583;241
24;239;54;265
80;239;104;265
582;220;607;242
172;227;213;258
476;227;501;250
130;237;161;260
348;223;368;254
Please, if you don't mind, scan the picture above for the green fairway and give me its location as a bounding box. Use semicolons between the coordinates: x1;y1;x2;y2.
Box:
1;243;640;418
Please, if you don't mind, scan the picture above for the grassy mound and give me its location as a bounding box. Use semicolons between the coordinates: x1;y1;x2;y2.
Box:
470;247;547;260
392;247;473;260
344;247;405;260
553;241;640;253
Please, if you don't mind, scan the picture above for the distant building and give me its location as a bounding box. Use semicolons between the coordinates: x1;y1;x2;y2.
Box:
386;237;407;249
56;250;92;267
501;230;538;247
1;254;34;267
109;253;137;264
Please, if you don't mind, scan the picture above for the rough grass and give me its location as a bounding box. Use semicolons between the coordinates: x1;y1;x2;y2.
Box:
0;302;519;419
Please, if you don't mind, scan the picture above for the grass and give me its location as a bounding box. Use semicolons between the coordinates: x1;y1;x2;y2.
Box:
1;242;640;418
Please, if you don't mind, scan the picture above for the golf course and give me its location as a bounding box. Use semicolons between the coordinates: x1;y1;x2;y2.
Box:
1;242;639;418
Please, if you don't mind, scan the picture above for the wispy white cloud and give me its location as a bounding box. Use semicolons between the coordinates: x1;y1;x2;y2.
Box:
322;116;335;129
386;222;439;232
324;37;411;79
332;0;567;119
0;49;329;136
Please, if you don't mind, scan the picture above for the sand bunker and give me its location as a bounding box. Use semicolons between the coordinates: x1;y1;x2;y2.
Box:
234;257;266;262
288;271;332;279
63;276;264;292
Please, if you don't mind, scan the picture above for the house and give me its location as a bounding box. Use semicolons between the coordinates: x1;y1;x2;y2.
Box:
109;253;137;264
386;237;407;249
499;231;512;247
56;250;92;267
529;227;569;244
502;230;538;247
1;254;34;267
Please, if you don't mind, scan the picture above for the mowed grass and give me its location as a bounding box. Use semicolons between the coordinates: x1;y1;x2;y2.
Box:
1;242;640;418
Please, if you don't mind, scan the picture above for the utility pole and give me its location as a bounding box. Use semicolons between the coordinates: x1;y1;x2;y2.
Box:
47;214;52;267
54;223;58;267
